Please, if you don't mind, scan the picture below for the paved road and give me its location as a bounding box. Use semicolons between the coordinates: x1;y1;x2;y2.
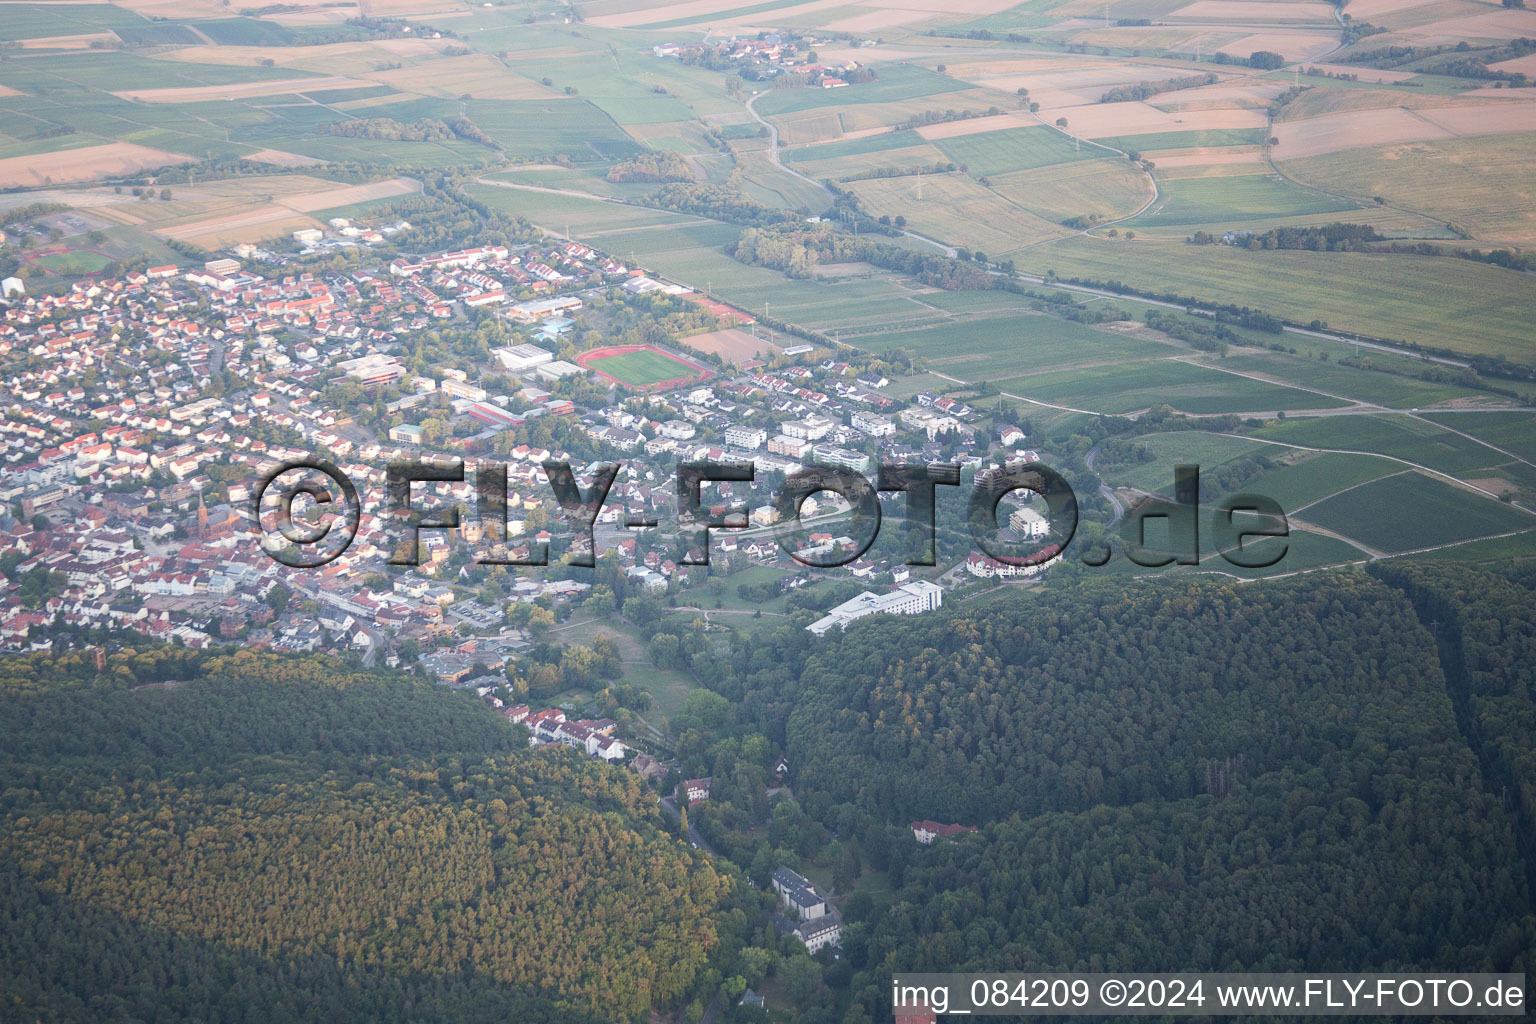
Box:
744;91;832;202
659;794;718;855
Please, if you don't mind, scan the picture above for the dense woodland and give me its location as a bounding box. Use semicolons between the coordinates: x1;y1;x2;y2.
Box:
2;566;1534;1023
0;650;735;1023
651;570;1535;1021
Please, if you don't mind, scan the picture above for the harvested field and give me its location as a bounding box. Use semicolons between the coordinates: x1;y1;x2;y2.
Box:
153;205;320;246
113;75;364;102
1215;29;1339;60
16;31;117;48
680;327;779;364
159;38;454;73
916;111;1037;140
1272;101;1536;159
1305;62;1419;82
112;0;229;16
1279;132;1536;245
1166;0;1335;20
1400;8;1536;45
0;143;191;187
244;148;328;167
847;172;1068;254
1043;102;1267;139
357;0;469;14
275;177;419;212
1144;147;1266;168
1490;53;1536;76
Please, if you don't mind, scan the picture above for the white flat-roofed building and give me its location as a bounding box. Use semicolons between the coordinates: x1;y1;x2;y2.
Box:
808;580;943;635
495;344;555;372
725;425;767;450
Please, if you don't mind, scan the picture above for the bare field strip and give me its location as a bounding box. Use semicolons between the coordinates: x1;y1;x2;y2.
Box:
1213;29;1340;60
1167;0;1336;20
916;112;1038;140
680;328;779;364
244;149;328;167
1045;103;1268;138
276;178;419;212
1272;102;1536;159
113;76;367;103
154;204;320;243
1146;148;1266;168
0;143;191;187
16;32;118;48
160;38;453;73
111;0;230;15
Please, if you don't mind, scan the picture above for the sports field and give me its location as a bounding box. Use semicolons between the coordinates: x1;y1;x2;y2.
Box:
578;345;710;389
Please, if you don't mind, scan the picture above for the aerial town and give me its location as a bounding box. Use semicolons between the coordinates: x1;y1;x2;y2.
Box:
0;220;1056;671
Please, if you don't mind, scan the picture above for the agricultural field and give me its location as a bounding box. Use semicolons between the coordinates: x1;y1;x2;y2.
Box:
1252;414;1516;478
1127;173;1362;230
993;357;1352;415
1300;471;1533;554
1278;132;1536;246
1020;235;1536;361
844;313;1171;381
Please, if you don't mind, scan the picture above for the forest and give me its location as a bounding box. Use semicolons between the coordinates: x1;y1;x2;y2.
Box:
2;566;1533;1023
640;569;1535;1021
0;649;738;1023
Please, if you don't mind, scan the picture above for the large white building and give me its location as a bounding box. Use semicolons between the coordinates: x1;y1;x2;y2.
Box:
807;580;944;635
724;425;768;450
494;344;555;372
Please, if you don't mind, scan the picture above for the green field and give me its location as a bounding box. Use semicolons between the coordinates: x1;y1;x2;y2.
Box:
1420;411;1536;464
995;357;1351;415
0;3;150;40
1252;414;1511;476
1244;453;1400;512
465;98;642;160
586;348;703;387
848;313;1167;380
29;249;114;273
935;125;1097;177
1128;174;1360;229
1216;352;1489;407
752;65;969;117
1023;235;1536;361
1300;471;1532;553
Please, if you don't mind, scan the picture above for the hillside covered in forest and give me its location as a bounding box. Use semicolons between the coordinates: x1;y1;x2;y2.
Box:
0;649;735;1024
689;569;1536;1021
